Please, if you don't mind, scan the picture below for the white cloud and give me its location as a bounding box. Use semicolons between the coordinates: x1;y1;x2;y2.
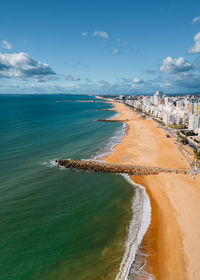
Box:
192;16;200;24
2;40;11;50
82;32;88;36
0;52;55;78
62;74;81;81
188;32;200;54
172;72;200;89
93;31;109;39
164;82;171;86
116;38;121;42
112;48;119;54
160;56;193;73
132;77;144;83
34;75;59;82
2;72;200;94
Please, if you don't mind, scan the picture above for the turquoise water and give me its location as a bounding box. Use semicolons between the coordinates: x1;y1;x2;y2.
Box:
0;94;135;280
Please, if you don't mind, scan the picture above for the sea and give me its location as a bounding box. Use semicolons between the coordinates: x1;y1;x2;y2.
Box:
0;94;151;280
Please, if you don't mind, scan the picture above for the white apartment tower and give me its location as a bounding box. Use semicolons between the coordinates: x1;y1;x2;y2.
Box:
188;114;200;131
153;90;163;105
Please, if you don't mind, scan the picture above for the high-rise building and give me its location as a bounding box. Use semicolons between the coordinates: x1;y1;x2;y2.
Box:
188;114;200;131
155;90;163;98
153;90;163;105
193;103;200;114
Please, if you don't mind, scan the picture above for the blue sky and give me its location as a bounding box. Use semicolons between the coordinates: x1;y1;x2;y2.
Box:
0;0;200;94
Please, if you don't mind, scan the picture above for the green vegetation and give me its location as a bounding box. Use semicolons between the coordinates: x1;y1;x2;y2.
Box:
194;139;200;144
177;132;189;145
194;149;200;160
181;137;189;145
181;130;197;137
169;124;187;129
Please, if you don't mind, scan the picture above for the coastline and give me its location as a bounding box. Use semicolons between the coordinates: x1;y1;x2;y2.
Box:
116;175;152;280
102;99;200;279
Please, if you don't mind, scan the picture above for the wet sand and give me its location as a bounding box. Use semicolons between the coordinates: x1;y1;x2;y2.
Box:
104;101;200;280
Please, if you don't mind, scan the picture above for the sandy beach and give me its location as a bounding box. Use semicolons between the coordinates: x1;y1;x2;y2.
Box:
104;101;200;280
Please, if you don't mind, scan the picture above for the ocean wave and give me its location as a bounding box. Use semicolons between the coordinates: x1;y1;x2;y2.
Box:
129;248;155;280
92;123;128;160
116;174;152;280
106;111;120;120
42;159;67;169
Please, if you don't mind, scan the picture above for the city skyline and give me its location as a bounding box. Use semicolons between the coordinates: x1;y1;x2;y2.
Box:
1;0;200;94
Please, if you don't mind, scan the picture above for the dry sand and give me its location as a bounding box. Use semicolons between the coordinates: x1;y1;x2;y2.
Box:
104;101;200;280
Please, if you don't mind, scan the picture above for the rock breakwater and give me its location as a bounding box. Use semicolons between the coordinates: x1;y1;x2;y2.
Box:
96;119;129;123
56;159;188;176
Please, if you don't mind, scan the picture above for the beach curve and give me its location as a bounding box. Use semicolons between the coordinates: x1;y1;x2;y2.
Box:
102;98;200;280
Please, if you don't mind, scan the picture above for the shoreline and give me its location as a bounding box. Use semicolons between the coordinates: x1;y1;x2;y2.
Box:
95;96;153;278
102;99;200;279
102;101;155;279
116;175;152;280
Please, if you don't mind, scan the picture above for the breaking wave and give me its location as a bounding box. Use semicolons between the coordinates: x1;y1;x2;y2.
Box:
115;174;152;280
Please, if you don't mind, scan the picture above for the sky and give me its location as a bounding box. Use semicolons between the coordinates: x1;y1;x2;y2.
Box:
0;0;200;95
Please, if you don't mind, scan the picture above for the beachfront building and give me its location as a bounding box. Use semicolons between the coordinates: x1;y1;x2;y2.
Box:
193;102;200;114
153;90;163;106
124;92;199;129
188;114;200;131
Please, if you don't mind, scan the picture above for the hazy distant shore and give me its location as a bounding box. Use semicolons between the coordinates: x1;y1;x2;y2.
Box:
100;97;200;280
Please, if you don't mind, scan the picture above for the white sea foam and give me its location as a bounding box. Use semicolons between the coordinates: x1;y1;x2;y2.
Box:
92;122;128;160
106;111;120;120
42;159;68;169
129;248;155;280
42;159;57;167
115;174;152;280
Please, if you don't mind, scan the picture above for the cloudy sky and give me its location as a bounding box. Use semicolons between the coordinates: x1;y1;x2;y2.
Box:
0;0;200;94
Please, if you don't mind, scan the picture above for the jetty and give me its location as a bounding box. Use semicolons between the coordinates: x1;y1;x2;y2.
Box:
98;109;113;111
56;159;188;176
96;119;128;123
56;100;112;104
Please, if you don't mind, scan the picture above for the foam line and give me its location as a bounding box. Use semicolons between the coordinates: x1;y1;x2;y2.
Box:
115;174;152;280
92;123;128;160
